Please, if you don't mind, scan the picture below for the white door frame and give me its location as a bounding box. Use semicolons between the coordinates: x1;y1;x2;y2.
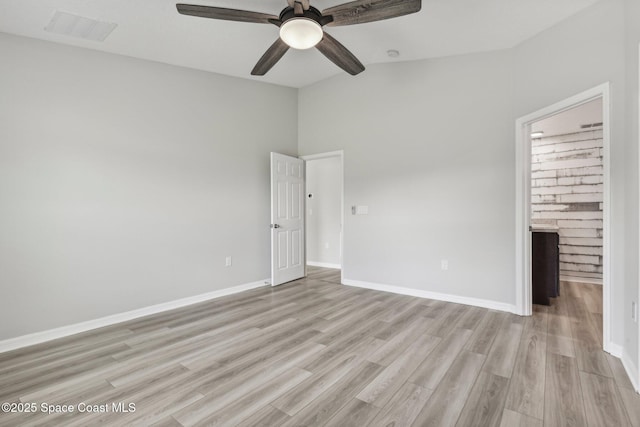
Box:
299;150;344;283
637;44;640;391
514;83;612;353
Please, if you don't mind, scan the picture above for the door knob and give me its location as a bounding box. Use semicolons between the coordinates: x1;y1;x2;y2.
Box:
271;224;281;229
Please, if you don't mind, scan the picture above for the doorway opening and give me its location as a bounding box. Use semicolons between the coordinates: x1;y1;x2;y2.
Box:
300;151;344;283
515;83;613;353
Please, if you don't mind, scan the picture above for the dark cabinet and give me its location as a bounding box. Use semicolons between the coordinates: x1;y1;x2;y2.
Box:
532;230;559;306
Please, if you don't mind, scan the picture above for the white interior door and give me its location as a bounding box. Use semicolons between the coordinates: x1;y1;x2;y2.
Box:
271;152;305;286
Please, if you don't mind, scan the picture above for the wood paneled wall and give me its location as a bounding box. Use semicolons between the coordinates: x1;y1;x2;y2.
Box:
531;128;603;282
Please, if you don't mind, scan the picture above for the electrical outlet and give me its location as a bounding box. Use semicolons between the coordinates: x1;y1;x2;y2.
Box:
225;256;232;267
441;260;448;270
633;301;638;323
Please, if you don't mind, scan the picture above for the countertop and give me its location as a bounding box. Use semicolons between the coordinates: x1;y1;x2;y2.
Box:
530;224;560;233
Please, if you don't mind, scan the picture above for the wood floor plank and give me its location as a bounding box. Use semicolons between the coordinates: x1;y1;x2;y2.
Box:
301;323;386;374
305;267;341;283
527;305;549;334
582;284;602;314
32;364;194;427
91;382;204;427
548;312;573;338
423;300;448;319
606;353;635;391
618;385;640;427
548;298;573;338
428;303;470;338
281;361;383;427
148;416;183;427
20;377;114;408
357;332;441;408
1;343;127;385
124;390;204;426
235;405;290;427
456;306;488;331
378;297;422;322
312;302;385;346
171;340;324;426
0;328;134;367
0;354;119;402
544;353;586;427
455;371;509;427
0;331;133;376
408;328;472;389
373;304;431;341
504;326;547;420
566;295;600;349
187;328;319;373
580;371;631;427
547;334;575;358
573;337;613;378
366;317;433;366
564;281;583;298
368;382;433;427
272;353;362;416
190;368;312;427
464;311;505;355
410;351;485;427
323;398;380;427
499;409;543;427
209;319;310;365
11;377;121;426
318;291;380;323
588;311;603;347
482;321;523;378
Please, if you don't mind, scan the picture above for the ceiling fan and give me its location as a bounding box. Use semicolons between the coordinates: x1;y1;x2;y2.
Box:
176;0;421;76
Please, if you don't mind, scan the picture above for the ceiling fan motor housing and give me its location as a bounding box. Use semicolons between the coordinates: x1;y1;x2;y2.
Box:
278;6;332;27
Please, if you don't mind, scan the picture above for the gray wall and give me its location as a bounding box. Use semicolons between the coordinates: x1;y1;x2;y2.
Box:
306;157;342;267
624;0;640;379
0;33;298;340
299;0;637;376
299;49;516;304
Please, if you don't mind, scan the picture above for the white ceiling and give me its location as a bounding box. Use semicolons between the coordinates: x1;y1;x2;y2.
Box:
0;0;600;88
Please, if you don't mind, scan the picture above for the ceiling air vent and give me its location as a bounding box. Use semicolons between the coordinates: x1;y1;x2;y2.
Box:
45;11;117;42
580;122;603;129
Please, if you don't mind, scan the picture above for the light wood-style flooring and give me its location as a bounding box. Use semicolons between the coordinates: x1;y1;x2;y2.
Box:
0;266;638;426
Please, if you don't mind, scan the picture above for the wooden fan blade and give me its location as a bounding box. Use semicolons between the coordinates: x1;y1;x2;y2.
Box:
322;0;421;27
251;38;290;75
316;32;364;75
176;4;279;24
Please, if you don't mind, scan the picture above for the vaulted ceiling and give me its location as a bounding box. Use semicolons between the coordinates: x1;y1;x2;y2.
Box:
0;0;600;87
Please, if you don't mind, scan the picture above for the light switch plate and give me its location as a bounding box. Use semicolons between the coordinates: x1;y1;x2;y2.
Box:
355;205;369;215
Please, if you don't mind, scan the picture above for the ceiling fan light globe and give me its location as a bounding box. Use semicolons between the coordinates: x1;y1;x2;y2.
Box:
279;18;323;50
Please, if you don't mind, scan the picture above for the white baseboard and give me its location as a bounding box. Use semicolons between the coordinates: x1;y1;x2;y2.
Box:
606;342;623;358
560;275;602;285
621;350;640;393
605;344;639;393
307;261;341;269
0;279;268;354
342;278;518;314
